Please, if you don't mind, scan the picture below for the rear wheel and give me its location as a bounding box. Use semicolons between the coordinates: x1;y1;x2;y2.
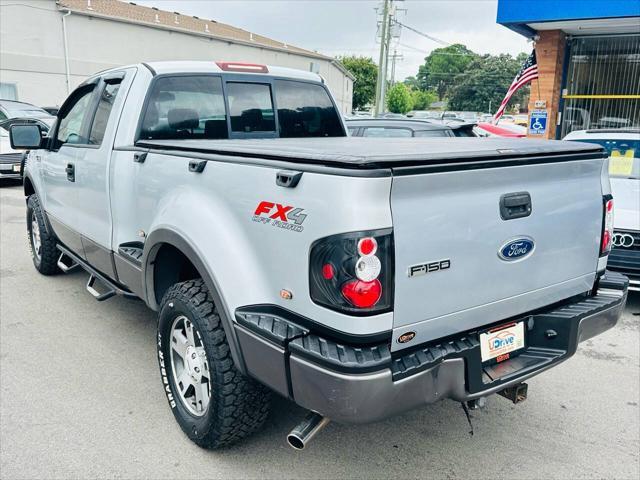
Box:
157;279;271;448
26;195;59;275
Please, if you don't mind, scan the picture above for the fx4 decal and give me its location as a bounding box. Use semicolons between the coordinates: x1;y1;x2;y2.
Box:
252;201;307;233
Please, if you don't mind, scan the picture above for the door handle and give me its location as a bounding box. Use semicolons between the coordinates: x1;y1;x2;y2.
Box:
500;192;531;220
65;163;75;182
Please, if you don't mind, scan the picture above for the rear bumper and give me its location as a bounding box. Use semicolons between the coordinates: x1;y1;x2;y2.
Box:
234;271;628;424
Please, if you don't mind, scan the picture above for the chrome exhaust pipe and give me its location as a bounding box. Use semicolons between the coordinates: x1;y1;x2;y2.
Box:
287;412;329;450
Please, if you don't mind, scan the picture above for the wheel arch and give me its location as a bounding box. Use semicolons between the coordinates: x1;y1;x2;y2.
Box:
142;228;247;373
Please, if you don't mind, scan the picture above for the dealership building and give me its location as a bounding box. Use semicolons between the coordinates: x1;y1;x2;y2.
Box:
0;0;354;112
497;0;640;139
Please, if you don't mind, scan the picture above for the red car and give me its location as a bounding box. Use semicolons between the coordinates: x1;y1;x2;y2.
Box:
476;122;527;138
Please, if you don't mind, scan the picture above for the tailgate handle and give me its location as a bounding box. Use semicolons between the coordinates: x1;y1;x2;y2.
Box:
500;192;531;220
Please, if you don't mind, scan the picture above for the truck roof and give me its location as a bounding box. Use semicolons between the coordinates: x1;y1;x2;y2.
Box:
138;137;606;171
144;61;322;82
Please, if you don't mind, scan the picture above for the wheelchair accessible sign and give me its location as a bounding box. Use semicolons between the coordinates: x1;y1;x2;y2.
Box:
529;109;548;135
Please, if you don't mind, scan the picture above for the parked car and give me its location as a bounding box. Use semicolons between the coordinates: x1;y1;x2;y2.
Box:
0;118;51;181
425;118;478;137
42;106;60;116
475;122;527;138
406;110;441;119
346;118;454;137
565;128;640;291
0;99;55;123
11;61;628;451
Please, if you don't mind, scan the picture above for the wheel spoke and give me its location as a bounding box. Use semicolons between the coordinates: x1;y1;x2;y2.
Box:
171;330;189;359
177;369;192;395
185;321;196;346
193;380;209;411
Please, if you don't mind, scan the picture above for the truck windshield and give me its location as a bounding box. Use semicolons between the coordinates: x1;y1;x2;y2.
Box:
578;139;640;179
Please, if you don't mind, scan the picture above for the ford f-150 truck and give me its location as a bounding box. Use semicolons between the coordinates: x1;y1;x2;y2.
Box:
9;61;628;450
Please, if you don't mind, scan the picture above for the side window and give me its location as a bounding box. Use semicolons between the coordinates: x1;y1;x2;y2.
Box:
226;83;275;133
55;87;95;148
414;129;449;137
140;76;228;140
0;110;7;121
274;80;344;137
88;81;122;145
363;127;412;138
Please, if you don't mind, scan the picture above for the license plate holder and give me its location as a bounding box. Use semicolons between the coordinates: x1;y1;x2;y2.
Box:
480;321;526;365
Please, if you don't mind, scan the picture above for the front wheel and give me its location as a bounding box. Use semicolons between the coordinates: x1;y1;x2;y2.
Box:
26;195;59;275
157;279;271;449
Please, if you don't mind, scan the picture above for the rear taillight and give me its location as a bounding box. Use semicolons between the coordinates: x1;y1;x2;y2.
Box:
601;196;614;256
309;230;393;315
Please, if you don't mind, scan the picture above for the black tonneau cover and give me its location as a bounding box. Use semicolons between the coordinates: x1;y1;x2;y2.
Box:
137;137;606;170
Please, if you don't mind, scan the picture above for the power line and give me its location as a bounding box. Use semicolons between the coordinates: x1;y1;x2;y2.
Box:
392;19;450;46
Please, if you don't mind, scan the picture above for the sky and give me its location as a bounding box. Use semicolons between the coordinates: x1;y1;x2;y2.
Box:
136;0;531;80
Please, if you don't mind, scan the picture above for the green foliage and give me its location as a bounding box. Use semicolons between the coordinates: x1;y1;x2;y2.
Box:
338;55;378;110
416;44;477;100
387;83;413;114
410;89;438;110
447;53;530;113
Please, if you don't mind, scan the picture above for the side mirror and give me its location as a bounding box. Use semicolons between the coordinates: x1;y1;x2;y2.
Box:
10;124;43;149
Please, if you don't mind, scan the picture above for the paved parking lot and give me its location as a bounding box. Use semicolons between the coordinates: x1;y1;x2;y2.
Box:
1;181;639;479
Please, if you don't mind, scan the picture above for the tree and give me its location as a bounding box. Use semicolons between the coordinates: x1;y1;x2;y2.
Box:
447;53;530;113
410;89;438;110
416;44;477;100
338;56;377;111
387;83;413;114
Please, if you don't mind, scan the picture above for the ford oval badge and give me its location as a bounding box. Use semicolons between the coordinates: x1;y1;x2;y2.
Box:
499;237;535;261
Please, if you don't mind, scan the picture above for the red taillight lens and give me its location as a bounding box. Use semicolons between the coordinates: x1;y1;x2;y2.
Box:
601;197;614;255
309;230;393;315
341;279;382;308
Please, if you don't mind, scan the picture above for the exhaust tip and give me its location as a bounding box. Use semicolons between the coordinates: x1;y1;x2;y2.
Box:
287;434;306;450
286;412;329;450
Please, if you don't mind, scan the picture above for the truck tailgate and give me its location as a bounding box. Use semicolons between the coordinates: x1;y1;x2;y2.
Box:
391;157;605;351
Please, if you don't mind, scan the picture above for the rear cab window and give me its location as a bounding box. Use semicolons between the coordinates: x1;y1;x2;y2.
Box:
579;138;640;179
274;80;344;137
137;74;345;141
363;127;412;138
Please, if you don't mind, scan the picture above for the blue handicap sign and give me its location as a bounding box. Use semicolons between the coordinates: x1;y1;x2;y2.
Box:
529;109;548;135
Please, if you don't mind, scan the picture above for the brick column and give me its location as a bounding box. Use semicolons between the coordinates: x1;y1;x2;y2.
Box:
528;30;566;139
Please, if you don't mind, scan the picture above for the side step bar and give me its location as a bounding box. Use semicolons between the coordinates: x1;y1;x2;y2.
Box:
57;245;137;302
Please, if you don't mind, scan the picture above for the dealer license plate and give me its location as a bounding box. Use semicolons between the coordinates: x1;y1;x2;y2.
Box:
480;321;525;363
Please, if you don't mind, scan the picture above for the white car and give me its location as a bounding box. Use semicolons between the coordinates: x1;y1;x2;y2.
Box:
565;129;640;291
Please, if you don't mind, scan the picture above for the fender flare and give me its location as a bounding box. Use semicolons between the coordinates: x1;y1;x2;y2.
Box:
142;228;247;374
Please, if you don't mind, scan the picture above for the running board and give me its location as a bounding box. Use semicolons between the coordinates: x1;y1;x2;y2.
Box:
56;245;137;302
57;252;80;273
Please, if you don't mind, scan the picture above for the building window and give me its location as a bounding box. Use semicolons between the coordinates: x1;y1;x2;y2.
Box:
561;34;640;137
0;83;18;101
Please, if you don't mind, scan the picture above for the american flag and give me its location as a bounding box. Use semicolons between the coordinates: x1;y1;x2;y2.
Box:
493;50;539;123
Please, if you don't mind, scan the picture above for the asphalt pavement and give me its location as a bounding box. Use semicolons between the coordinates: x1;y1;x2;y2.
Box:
1;181;639;479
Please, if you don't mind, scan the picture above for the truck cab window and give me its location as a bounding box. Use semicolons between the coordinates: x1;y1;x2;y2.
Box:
275;80;344;137
226;83;275;133
363;127;412;138
140;76;228;140
89;81;122;145
55;87;95;148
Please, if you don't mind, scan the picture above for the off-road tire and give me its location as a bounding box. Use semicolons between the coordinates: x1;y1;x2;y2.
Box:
157;279;271;449
26;194;60;275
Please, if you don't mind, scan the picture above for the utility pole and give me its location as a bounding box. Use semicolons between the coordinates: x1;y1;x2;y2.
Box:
389;49;403;85
374;0;391;116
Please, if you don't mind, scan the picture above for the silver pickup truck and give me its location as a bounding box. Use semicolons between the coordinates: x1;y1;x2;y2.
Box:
9;61;628;450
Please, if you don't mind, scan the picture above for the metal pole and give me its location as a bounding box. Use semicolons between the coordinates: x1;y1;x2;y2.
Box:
374;0;390;116
61;10;72;95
